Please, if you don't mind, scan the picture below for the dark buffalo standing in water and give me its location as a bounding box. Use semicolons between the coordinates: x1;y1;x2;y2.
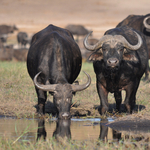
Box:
84;26;148;115
27;24;91;119
17;32;30;48
116;14;150;79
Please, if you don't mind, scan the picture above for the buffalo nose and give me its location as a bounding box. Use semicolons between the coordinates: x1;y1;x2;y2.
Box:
60;112;71;119
107;58;119;67
62;112;69;117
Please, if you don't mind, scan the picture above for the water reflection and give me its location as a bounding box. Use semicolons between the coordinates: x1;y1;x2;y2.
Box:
99;119;150;149
53;119;71;141
99;119;121;142
37;117;150;147
0;116;150;148
37;118;46;141
36;117;150;149
37;118;71;141
36;118;125;143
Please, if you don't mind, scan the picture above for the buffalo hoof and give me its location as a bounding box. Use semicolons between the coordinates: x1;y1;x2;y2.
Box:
100;107;108;115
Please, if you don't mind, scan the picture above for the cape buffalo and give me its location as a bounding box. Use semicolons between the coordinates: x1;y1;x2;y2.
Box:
17;32;30;48
116;14;150;80
65;24;91;42
0;25;18;44
0;24;18;34
0;42;13;61
84;26;148;115
27;24;91;119
0;34;8;45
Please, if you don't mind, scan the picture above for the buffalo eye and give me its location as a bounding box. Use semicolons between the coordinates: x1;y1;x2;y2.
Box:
123;48;129;54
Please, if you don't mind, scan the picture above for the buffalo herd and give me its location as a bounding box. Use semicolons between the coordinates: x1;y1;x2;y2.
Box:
28;14;150;119
1;13;150;119
0;25;31;61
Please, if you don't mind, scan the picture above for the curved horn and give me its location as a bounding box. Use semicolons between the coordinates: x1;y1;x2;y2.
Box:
84;31;117;51
83;31;96;51
143;16;150;29
115;31;143;50
84;31;142;51
71;71;91;92
33;71;57;92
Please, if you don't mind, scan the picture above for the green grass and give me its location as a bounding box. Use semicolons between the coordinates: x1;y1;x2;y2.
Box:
0;61;150;117
0;135;148;150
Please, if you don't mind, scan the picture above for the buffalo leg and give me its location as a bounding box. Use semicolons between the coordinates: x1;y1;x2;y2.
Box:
144;61;149;81
124;80;140;113
124;90;135;113
96;80;108;115
114;91;122;112
35;88;47;115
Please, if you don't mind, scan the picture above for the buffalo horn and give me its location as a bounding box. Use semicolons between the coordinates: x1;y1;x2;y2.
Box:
143;16;150;29
33;71;57;92
71;71;91;92
83;31;113;51
84;31;142;51
116;31;143;50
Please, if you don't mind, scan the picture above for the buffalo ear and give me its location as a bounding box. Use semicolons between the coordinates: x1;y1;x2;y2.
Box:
123;53;138;62
88;52;103;61
123;48;138;62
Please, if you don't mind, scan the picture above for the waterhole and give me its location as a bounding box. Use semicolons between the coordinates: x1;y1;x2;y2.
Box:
0;116;150;144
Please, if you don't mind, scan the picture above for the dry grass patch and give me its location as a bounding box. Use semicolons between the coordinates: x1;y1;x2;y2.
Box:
0;61;150;118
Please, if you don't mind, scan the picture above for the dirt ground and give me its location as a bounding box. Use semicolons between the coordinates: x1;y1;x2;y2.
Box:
1;0;150;125
0;0;150;39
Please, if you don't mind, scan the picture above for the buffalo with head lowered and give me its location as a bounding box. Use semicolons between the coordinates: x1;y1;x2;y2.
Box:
27;24;91;119
84;26;148;115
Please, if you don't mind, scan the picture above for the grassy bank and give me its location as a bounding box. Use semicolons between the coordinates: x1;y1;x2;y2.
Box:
0;61;150;117
1;137;146;150
0;61;99;118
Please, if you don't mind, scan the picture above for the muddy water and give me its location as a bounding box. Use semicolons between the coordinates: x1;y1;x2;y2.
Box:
0;116;150;143
0;117;113;141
